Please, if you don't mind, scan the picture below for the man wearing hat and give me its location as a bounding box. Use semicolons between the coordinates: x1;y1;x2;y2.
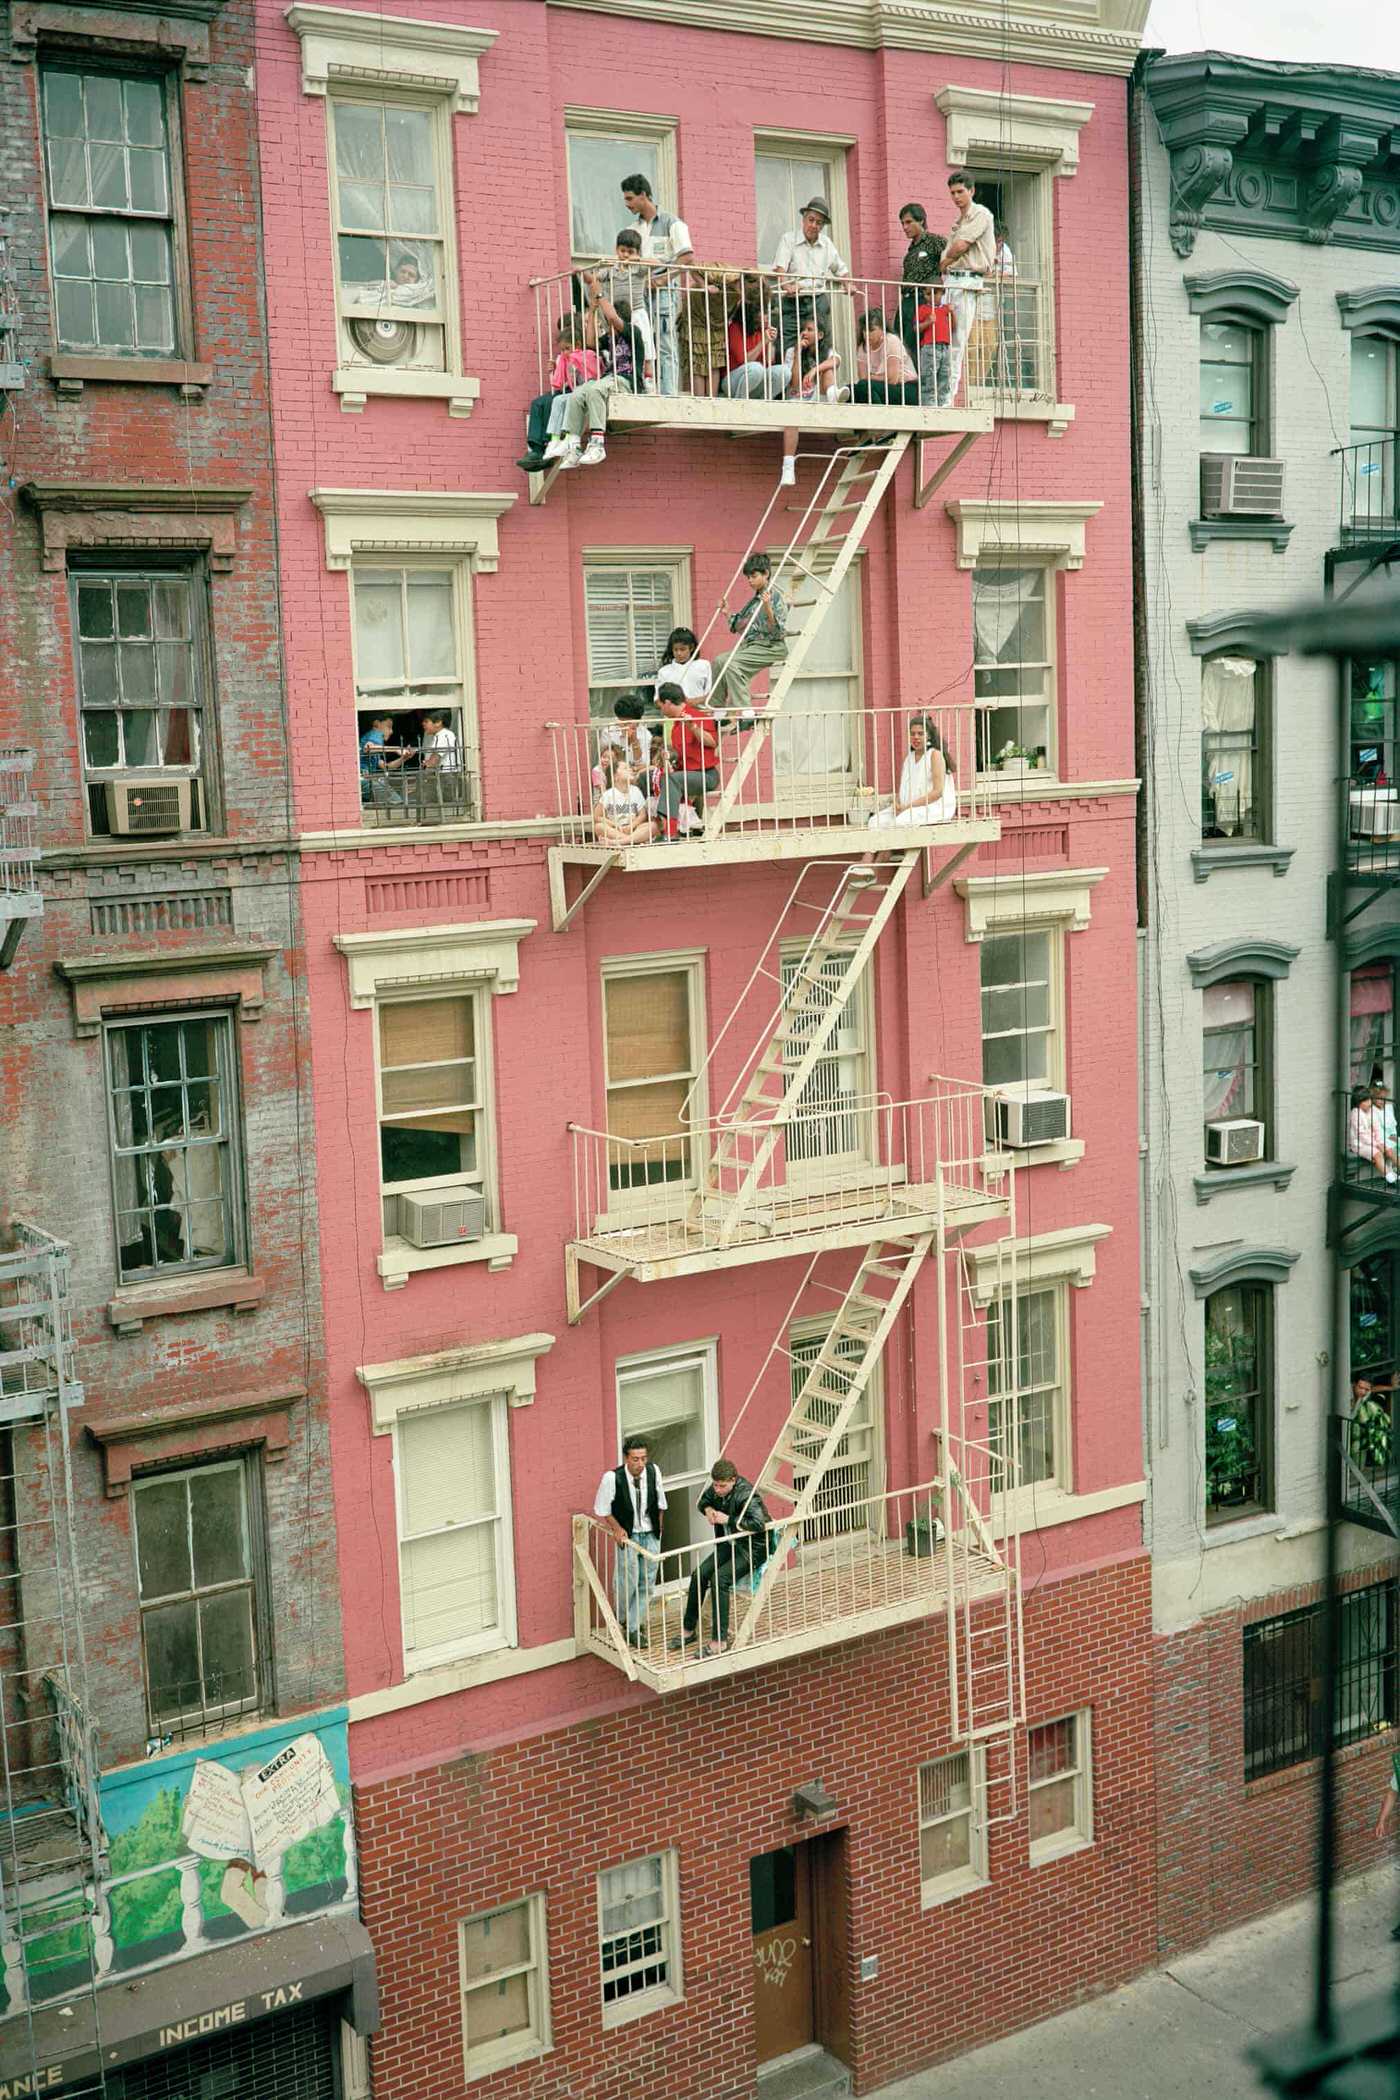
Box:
771;196;849;358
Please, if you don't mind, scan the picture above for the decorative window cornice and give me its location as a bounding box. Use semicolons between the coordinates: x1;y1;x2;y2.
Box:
333;919;535;1008
55;944;278;1036
945;498;1102;572
21;482;250;574
1184;269;1298;327
1337;286;1400;340
310;489;516;574
87;1385;304;1496
1343;926;1400;973
1186;938;1299;988
1189;1245;1299;1297
955;866;1107;942
1186;611;1285;658
10;0;222;73
966;1223;1111;1306
1338;1212;1400;1272
285;3;497;112
934;85;1094;176
357;1333;554;1432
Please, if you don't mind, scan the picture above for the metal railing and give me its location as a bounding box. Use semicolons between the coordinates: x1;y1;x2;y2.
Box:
1336;438;1398;539
546;704;986;850
1335;1401;1398;1537
0;746;41;926
358;750;478;829
568;1082;1006;1260
1345;771;1400;879
0;1224;81;1419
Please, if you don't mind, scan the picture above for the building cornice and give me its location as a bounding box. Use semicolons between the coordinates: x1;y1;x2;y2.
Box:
1337;285;1400;338
1186;609;1288;657
1183;268;1298;326
1186;937;1299;988
934;85;1095;175
285;3;497;110
1188;1244;1300;1296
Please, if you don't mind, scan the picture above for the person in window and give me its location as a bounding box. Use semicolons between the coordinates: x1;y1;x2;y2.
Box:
359;713;409;807
387;249;436;308
845;309;920;405
653;627;712;710
868;713;957;828
518;313;602;473
669;1458;773;1657
1370;1068;1397;1153
620;173;693;398
416;709;462;817
653;683;719;840
721;276;788;400
556;282;655;469
594;1435;668;1650
940;170;996;403
1347;1084;1399;1182
714;553;788;712
592;759;654;848
771;195;848;363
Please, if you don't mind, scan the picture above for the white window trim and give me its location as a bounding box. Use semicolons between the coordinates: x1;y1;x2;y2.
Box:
987;1278;1073;1502
790;1309;885;1509
458;1891;552;2081
312;489;515;574
966;1223;1111;1308
347;554;478;816
614;1339;719;1546
778;934;878;1194
957;867;1107;943
935;86;1094;176
582;547;693;703
392;1389;516;1672
917;1745;989;1907
967;559;1060;782
599;948;707;1222
564;106;679;261
754;128;855;263
597;1848;683;2027
976;918;1066;1098
1028;1708;1094;1865
358;1332;554;1433
947;499;1102;573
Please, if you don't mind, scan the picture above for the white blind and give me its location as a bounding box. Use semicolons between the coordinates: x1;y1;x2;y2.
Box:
398;1402;502;1653
585;567;676;685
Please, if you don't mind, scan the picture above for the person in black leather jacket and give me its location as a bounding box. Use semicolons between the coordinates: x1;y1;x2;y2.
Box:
670;1458;773;1654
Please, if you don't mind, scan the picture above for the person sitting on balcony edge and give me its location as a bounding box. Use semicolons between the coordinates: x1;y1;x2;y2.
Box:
868;713;957;828
1370;1067;1397;1152
771;195;848;360
846;308;920;406
940;169;995;404
621;172;693;399
654;682;719;840
670;1458;773;1658
594;1435;668;1650
517;311;602;473
556;278;655;469
1347;1083;1399;1183
593;758;655;849
654;626;712;711
596;692;653;788
721;275;788;400
714;552;788;708
774;316;841;486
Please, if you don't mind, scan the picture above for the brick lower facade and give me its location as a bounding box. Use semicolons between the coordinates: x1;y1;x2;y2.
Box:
353;1555;1155;2100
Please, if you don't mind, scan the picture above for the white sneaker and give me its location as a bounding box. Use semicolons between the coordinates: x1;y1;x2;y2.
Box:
542;436;568;462
825;384;842;404
779;456;796;487
557;439;583;470
580;436;607;466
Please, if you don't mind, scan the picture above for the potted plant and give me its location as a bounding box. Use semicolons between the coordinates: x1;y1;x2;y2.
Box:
1204;1321;1257;1511
1351;1395;1393;1473
993;740;1039;777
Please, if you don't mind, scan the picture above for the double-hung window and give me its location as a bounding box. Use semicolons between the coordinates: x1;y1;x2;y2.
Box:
352;564;473;825
789;1319;880;1540
1202;978;1270;1164
73;566;207;834
779;944;872;1174
394;1394;514;1669
1201;656;1266;842
377;994;489;1237
1348;335;1397;531
328;94;451;379
615;1345;715;1557
106;1014;241;1282
41;63;180;358
1204;1282;1272;1522
597;1851;681;2025
972;564;1055;773
565;112;677;261
1200;318;1266;455
601;957;702;1196
987;1285;1066;1494
917;1749;988;1904
1027;1712;1093;1861
979;927;1059;1095
458;1897;551;2078
583;557;687;717
132;1458;264;1735
960;168;1053;402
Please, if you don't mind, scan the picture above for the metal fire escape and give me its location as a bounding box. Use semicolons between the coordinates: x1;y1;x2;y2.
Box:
0;749;42;970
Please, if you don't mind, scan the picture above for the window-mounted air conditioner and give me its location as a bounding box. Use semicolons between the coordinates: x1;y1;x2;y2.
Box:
1352;793;1400;838
397;1189;487;1249
104;777;202;836
1200;454;1286;519
340;310;445;375
1205;1118;1266;1167
995;1088;1071;1148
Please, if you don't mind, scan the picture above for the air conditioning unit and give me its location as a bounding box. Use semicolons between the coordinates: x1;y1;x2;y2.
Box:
398;1189;487;1249
339;307;445;375
1205;1117;1266;1167
1200;454;1286;518
1352;793;1400;838
104;777;202;836
995;1088;1071;1148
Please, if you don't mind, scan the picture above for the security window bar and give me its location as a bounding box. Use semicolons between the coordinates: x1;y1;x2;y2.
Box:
459;1897;550;2078
353;565;474;825
987;1286;1061;1492
41;65;177;357
1243;1583;1398;1781
1027;1710;1092;1858
584;565;678;716
107;1015;239;1282
132;1459;263;1735
597;1852;678;2022
980;928;1054;1092
1201;656;1265;843
72;568;205;827
329;96;447;370
917;1749;987;1903
972;564;1054;772
1204;1283;1272;1522
1200;318;1265;455
1202;977;1268;1162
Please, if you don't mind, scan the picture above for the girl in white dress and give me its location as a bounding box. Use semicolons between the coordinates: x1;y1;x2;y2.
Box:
868;714;957;828
593;760;655;847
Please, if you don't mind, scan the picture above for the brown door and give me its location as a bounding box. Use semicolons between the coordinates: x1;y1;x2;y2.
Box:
810;1826;851;2068
750;1844;814;2064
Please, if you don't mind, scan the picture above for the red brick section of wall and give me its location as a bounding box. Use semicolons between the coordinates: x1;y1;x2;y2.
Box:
353;1556;1155;2100
1154;1564;1398;1959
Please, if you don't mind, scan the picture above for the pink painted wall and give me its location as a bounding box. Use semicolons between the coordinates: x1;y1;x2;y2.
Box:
254;0;1139;1781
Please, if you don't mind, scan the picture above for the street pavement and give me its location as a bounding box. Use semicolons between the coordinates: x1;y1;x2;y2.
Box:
870;1862;1398;2099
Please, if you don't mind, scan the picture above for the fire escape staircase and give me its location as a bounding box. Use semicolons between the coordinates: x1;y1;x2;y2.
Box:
0;749;42;971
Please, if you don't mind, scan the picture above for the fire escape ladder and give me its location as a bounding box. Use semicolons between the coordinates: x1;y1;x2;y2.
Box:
729;1231;933;1651
691;850;918;1247
0;747;42;971
702;436;911;840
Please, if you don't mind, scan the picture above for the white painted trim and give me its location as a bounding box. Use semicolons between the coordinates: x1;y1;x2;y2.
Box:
936;85;1095;175
286;3;497;112
310;488;516;572
334;918;535;1006
957;865;1108;940
331;367;481;419
946;497;1103;571
990;1476;1145;1539
377;1231;518;1287
966;1221;1111;1304
458;1890;552;2081
348;1635;577;1717
358;1331;556;1432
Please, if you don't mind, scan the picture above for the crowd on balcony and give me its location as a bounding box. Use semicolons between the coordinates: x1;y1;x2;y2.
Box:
520;171;1016;479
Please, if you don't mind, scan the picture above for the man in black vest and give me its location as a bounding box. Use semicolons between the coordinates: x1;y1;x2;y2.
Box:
593;1435;667;1649
670;1458;773;1656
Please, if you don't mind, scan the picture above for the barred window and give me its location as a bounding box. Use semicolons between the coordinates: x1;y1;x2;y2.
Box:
1243;1583;1398;1781
917;1749;988;1904
597;1851;681;2025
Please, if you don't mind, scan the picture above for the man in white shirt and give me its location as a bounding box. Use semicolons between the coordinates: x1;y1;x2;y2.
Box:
772;196;848;357
593;1436;668;1649
418;709;465;818
621;173;693;398
940;169;996;404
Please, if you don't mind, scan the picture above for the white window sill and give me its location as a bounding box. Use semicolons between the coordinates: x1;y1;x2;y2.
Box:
602;1985;682;2030
989;1478;1146;1541
980;772;1062;799
984;1137;1084;1174
1029;1831;1093;1868
920;1869;989;1910
377;1230;517;1289
465;2036;548;2082
972;395;1075;438
1202;1510;1284;1550
332;366;482;418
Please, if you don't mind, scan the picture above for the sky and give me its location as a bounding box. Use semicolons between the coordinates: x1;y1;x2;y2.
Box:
1145;0;1397;69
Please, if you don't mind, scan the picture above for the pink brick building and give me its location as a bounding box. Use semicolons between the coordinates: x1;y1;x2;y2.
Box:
255;0;1152;2089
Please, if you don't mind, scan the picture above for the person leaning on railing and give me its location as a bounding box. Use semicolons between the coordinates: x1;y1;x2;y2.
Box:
771;195;849;359
555;272;656;470
594;1435;669;1650
669;1458;774;1658
720;273;789;401
620;171;693;399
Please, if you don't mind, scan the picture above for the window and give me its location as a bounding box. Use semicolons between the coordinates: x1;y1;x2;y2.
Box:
616;1345;716;1556
602;957;702;1195
979;926;1059;1093
1201;656;1266;842
1351;1249;1397;1380
1243;1583;1397;1781
458;1896;550;2079
132;1459;263;1735
780;944;872;1172
789;1320;880;1539
1027;1712;1092;1861
41;64;180;357
352;564;474;826
769;559;862;804
1349;655;1397;795
106;1015;241;1282
1202;978;1270;1163
565;111;677;261
1349;335;1398;530
918;1749;988;1904
597;1852;681;2025
72;566;207;834
961;169;1053;400
328;95;451;380
1204;1283;1272;1521
1200;318;1265;455
377;995;489;1232
972;564;1055;773
754;136;849;267
583;558;686;717
987;1286;1066;1494
393;1394;513;1669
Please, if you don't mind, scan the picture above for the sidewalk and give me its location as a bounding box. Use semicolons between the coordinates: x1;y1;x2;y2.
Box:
871;1863;1398;2100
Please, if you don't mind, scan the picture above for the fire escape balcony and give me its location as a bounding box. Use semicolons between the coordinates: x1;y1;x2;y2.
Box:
1336;438;1400;547
0;747;41;969
0;1224;83;1424
1333;1398;1398;1541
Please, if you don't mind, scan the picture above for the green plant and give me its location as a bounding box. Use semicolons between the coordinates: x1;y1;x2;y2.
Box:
1351;1397;1393;1471
1204;1318;1258;1506
995;740;1032;766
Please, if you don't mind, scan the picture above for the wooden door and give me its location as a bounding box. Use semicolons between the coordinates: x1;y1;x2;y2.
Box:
810;1827;851;2068
750;1845;814;2064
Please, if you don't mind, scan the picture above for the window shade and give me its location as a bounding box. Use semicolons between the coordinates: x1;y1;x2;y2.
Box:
585;568;676;684
605;972;690;1083
380;996;474;1070
619;1361;705;1437
399;1400;495;1535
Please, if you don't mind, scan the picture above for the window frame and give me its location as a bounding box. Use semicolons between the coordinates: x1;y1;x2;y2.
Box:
39;55;194;363
986;1280;1071;1499
753;128;853;271
777;936;876;1187
104;1008;245;1286
69;556;214;835
374;984;498;1236
392;1389;516;1673
961;161;1059;408
971;559;1058;777
614;1340;718;1562
1200;652;1269;845
763;546;865;812
1202;975;1272;1166
596;1847;683;2027
131;1452;269;1737
1199;313;1270;457
978;918;1064;1097
789;1310;885;1538
348;553;478;827
600;949;706;1212
1203;1280;1274;1525
581;549;692;718
917;1745;989;1906
564;107;679;265
457;1892;551;2081
1243;1583;1398;1782
1027;1709;1093;1864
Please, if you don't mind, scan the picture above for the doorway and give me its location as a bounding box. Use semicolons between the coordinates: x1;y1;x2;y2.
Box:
750;1831;850;2072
